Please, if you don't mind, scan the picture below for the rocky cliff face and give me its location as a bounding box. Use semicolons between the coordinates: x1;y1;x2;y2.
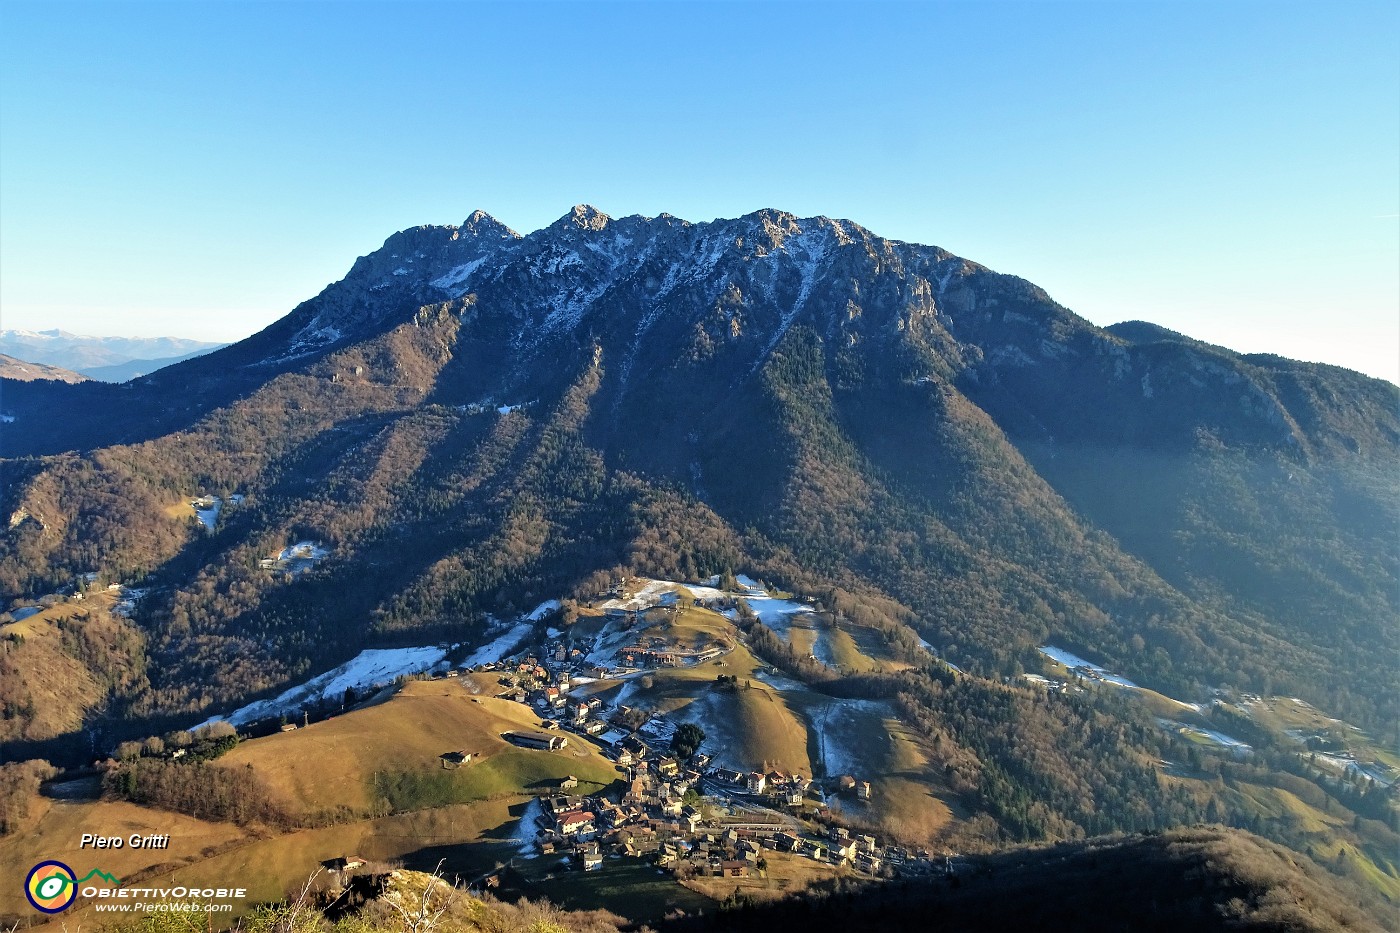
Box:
197;204;1395;461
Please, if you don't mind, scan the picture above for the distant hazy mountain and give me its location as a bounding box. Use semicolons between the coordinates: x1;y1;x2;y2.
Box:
0;353;89;384
76;348;229;383
0;329;225;380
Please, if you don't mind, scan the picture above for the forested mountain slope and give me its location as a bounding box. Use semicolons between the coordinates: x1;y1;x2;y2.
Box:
2;206;1395;749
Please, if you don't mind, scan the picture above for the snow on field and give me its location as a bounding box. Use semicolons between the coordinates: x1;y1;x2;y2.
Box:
737;666;892;774
599;579;671;611
112;587;149;617
1191;726;1251;751
278;541;329;563
584;617;633;666
526;599;561;621
670;692;750;771
196;494;246;529
638;712;677;746
600;576;746;612
596;728;629;747
10;606;40;621
1307;750;1394;787
679;582;727;600
809;699;889;778
463;621;534;667
733;575;767;596
753;668;807;693
599;576;821;634
204;645;450;726
601;578;689;610
193;498;222;531
809;625;838;667
265;541;331;576
1038;645;1138;688
1157;717;1252;756
198;598;555;728
511;797;545;857
742;596;816;640
609;676;646;710
1315;752;1356;773
1352;762;1396;788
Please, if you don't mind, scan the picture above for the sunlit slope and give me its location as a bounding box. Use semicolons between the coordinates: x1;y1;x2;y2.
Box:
0;792;247;918
0;590;148;744
610;605;957;842
16;799;527;933
217;679;621;816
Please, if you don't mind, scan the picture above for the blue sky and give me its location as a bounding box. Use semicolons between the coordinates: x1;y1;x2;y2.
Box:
2;1;1396;381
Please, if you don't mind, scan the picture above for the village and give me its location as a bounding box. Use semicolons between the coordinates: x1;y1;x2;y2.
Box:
439;611;948;885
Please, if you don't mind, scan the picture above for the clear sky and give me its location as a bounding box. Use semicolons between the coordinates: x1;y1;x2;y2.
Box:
2;1;1396;382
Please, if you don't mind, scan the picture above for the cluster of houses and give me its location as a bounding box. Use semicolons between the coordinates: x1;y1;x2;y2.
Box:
709;766;815;807
500;690;931;880
522;776;938;880
704;766;872;806
446;603;938;882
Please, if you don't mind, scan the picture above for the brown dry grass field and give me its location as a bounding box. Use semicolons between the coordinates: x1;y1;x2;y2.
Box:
0;590;135;741
218;679;622;815
0;794;250;918
681;850;848;903
19;798;527;933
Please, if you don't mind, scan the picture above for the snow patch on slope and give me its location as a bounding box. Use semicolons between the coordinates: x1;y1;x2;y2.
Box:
751;224;833;373
462;621;535;667
193;499;221;531
809;699;889;778
740;595;816;639
201;645;450;727
1039;645;1138;688
432;256;488;292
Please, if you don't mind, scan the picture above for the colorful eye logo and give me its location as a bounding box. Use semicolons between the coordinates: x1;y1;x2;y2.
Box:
25;861;77;913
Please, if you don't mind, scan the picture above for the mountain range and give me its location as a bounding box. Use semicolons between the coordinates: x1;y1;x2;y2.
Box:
1;204;1395;748
5;200;1394;918
0;329;225;383
2;205;1397;928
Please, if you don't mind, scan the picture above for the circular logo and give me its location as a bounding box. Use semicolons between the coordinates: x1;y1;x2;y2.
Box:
25;861;77;913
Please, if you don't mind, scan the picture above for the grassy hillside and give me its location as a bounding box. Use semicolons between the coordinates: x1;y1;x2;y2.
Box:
219;679;621;817
0;590;149;745
602;606;836;777
13;799;531;933
3;679;628;929
0;791;249;920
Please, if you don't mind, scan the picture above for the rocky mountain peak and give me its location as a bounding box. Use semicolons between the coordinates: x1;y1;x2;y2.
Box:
557;204;611;232
460;209;518;240
741;208;803;249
